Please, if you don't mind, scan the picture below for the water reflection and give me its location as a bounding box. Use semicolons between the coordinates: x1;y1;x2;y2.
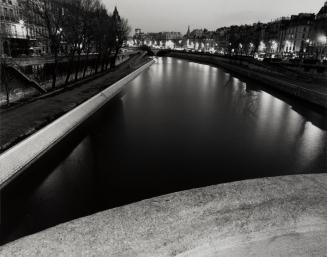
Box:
1;57;326;244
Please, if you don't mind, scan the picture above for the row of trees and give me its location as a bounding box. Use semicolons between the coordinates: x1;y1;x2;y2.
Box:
22;0;131;89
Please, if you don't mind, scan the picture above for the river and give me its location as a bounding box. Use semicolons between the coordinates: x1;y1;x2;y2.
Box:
1;57;326;244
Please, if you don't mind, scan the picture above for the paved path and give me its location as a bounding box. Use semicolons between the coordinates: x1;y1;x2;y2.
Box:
0;54;148;153
1;174;326;256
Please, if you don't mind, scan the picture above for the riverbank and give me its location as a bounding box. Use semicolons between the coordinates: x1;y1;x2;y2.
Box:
169;52;327;109
0;53;152;154
1;174;326;256
0;52;136;107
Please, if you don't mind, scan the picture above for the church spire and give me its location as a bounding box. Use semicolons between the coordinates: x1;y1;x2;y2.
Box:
113;6;121;22
186;25;190;37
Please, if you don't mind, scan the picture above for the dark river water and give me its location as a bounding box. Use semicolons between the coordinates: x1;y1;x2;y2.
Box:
1;57;327;244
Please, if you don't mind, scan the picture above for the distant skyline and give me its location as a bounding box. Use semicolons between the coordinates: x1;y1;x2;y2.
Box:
104;0;325;33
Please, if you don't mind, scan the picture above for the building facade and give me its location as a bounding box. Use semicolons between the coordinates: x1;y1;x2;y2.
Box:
0;0;48;57
133;30;182;47
183;1;327;60
309;1;327;59
0;0;27;56
279;13;315;56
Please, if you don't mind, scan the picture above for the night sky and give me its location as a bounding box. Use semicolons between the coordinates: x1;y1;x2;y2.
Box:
104;0;325;33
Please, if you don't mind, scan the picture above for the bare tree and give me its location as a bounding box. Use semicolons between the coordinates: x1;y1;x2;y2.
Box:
110;8;131;69
21;0;130;89
22;0;66;89
91;2;113;74
0;22;11;105
111;17;131;68
61;0;84;85
101;15;115;72
0;61;10;106
81;0;100;78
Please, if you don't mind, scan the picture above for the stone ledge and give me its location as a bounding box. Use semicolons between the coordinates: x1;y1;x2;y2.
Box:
1;174;326;257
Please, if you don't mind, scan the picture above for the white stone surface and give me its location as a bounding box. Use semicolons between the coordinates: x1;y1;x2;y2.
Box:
0;60;155;189
1;174;326;256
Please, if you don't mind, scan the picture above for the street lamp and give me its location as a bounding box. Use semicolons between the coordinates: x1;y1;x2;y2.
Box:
56;27;63;34
317;35;327;61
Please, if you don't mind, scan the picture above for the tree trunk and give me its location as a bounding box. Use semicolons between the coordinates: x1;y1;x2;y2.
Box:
110;48;119;70
5;79;9;106
64;49;76;86
2;65;10;106
95;52;102;74
75;51;82;81
52;51;58;89
83;48;90;78
101;49;107;72
106;49;112;70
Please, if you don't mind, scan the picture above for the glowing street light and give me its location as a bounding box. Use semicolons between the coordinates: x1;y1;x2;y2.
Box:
258;41;266;52
318;35;327;45
56;27;63;34
271;40;278;52
166;40;175;49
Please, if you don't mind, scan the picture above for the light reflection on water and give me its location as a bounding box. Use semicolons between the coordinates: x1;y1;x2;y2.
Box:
2;57;326;244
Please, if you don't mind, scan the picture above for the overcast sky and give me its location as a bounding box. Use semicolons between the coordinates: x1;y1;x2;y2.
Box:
104;0;325;33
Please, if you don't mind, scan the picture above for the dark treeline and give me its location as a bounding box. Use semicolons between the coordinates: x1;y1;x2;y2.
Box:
21;0;131;89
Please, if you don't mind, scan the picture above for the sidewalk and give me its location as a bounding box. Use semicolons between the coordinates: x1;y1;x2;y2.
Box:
0;53;150;153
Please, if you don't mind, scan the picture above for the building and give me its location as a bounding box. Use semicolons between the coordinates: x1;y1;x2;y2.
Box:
138;1;327;59
279;13;315;56
214;27;230;54
259;18;290;55
133;29;182;47
133;28;145;45
0;0;48;57
210;2;326;59
0;0;28;56
183;27;216;51
310;1;327;59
